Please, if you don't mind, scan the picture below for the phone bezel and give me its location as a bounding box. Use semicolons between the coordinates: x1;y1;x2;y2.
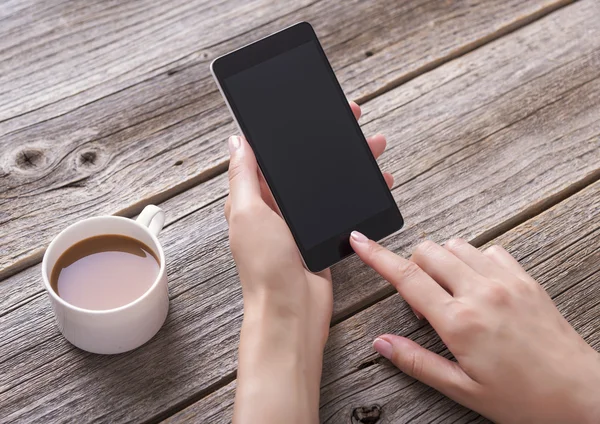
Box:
211;22;403;272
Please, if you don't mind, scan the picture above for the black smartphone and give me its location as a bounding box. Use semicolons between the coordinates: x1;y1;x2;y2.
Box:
211;22;403;272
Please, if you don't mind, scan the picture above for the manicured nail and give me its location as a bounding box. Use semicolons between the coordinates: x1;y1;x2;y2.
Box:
373;337;393;360
350;231;368;243
229;136;241;153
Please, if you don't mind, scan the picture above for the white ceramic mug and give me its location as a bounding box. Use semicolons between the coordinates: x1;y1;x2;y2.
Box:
41;205;169;354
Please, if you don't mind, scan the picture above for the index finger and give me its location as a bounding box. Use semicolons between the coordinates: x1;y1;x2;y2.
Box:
350;232;452;326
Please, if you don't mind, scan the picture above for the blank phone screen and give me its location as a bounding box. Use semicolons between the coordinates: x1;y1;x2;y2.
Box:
223;40;391;250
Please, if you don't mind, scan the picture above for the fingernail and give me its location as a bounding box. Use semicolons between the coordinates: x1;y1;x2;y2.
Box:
373;338;393;360
351;231;368;243
229;136;241;153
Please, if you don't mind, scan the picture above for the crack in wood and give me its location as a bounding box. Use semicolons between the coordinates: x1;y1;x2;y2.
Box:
356;357;382;371
141;371;238;424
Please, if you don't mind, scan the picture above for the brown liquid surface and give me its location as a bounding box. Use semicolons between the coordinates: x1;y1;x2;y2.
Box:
50;234;160;310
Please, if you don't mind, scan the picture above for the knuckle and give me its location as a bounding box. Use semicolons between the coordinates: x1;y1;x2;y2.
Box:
444;302;482;341
228;201;263;227
396;260;421;280
480;282;511;306
228;159;244;182
366;241;386;260
484;245;504;257
399;350;423;379
514;276;539;295
228;209;244;227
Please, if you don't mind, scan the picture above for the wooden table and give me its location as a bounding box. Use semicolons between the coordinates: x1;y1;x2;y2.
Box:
1;0;599;422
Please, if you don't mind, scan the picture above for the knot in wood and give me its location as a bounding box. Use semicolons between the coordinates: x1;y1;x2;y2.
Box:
14;148;47;171
79;151;97;166
352;405;381;423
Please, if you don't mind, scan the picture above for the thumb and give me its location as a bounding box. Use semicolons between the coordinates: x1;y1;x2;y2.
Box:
373;334;476;405
228;136;261;209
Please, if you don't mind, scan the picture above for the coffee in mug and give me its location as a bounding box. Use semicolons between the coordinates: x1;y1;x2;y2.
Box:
41;205;169;354
50;234;160;310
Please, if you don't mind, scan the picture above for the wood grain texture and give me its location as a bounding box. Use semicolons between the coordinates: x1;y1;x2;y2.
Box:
5;0;593;336
2;1;600;422
0;0;573;279
0;0;572;126
164;180;600;424
0;0;311;123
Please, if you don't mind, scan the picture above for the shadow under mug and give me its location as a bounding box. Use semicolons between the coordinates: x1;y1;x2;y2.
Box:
41;205;169;354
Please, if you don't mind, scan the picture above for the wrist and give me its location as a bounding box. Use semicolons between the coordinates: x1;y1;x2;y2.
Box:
240;307;323;367
242;282;308;320
236;312;323;423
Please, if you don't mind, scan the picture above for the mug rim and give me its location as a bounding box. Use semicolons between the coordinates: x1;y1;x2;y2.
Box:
41;215;167;315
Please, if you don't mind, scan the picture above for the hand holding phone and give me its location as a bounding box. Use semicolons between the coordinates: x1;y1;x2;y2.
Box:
212;22;403;271
226;102;393;424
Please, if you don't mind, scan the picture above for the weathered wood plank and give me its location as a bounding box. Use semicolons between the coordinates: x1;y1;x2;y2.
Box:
0;0;313;121
164;180;600;424
0;0;573;278
2;1;600;422
1;0;572;128
0;0;46;21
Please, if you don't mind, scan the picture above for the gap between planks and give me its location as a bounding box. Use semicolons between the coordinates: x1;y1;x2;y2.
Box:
354;0;577;104
144;371;238;424
0;160;228;282
0;0;578;284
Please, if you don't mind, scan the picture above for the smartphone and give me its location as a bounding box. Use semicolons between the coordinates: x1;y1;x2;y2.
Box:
211;22;403;272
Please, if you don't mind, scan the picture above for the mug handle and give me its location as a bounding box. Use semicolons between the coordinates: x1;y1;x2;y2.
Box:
136;205;165;237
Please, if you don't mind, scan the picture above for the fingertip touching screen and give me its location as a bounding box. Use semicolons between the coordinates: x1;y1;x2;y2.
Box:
222;39;392;251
